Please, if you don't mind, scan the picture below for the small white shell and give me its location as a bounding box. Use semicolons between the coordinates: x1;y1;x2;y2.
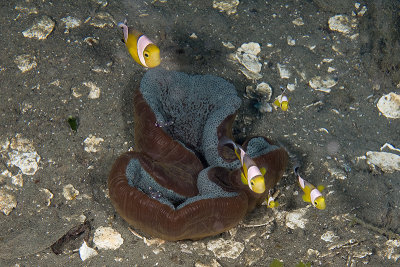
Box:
377;92;400;119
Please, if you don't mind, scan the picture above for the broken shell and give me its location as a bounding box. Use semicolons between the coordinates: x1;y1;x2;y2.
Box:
309;76;338;92
79;241;98;261
234;42;263;80
366;151;400;173
277;63;290;79
256;82;272;100
377;92;400;119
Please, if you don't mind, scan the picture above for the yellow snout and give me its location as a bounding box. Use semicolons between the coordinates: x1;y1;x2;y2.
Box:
250;176;266;194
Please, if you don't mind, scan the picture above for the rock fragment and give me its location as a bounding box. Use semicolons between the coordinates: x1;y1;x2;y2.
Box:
61;16;81;33
84;81;101;99
22;16;55;40
93;226;123;250
7;135;40;175
285;207;308;229
83;135;104;153
89;12;115;28
213;0;240;15
207;238;244;259
39;188;54;207
14;54;37;73
377;92;400;119
321;231;340;242
366;151;400;173
63;184;80;200
292;17;304;26
328;15;356;35
0;189;17;215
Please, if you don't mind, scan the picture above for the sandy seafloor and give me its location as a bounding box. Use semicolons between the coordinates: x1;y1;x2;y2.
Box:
1;0;400;266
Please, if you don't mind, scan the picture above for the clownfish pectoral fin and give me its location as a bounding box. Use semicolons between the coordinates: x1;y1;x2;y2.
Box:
267;200;279;208
260;167;267;176
317;185;325;192
302;193;311;203
241;172;248;185
273;99;281;107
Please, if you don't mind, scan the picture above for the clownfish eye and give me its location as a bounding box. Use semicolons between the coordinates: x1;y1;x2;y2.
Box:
314;201;318;206
144;52;149;57
251;181;254;185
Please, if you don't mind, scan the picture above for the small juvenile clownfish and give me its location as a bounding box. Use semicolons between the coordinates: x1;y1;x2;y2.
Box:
273;88;290;111
266;189;279;208
118;21;160;68
294;166;326;210
219;137;266;194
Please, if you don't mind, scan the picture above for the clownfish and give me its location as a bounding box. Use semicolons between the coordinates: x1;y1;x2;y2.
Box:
118;21;160;68
266;189;279;208
219;137;266;194
273;88;290;111
294;166;326;210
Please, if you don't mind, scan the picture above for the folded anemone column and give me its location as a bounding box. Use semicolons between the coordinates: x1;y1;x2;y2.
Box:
108;68;288;241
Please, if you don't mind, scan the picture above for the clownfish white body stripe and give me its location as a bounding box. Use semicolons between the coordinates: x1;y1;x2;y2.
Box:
219;137;266;194
118;21;160;68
